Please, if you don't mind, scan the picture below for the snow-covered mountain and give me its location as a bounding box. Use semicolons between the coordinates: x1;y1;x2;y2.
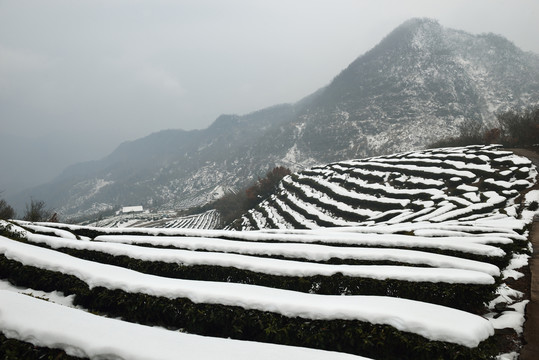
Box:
13;18;539;219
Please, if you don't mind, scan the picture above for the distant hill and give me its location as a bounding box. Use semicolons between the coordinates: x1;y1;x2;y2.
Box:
11;18;539;219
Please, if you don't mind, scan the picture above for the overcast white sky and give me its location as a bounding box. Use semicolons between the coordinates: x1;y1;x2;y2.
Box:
1;0;538;194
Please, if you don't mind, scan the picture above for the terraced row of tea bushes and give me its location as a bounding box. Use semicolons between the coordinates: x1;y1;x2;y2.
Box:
365;159;508;180
342;162;477;183
281;179;370;224
279;186;356;225
329;165;388;183
326;175;434;201
257;203;279;228
390;175;445;190
17;219;517;270
164;210;221;229
0;256;498;360
85;236;511;270
12;241;498;312
271;196;311;229
295;176;410;212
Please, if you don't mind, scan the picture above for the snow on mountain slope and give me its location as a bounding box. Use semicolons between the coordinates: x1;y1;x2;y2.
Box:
11;18;539;219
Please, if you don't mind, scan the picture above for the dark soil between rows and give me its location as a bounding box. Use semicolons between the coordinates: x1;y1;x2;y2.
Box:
510;147;539;359
520;217;539;359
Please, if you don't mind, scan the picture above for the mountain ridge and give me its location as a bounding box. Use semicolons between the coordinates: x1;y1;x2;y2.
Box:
10;18;539;219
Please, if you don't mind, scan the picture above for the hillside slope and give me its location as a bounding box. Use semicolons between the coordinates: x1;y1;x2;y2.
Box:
238;145;537;230
12;18;539;219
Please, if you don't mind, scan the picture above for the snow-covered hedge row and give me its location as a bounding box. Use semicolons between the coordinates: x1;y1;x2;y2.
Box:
0;212;531;359
3;228;498;311
91;233;502;272
0;255;497;359
17;248;499;311
0;290;369;360
17;218;518;268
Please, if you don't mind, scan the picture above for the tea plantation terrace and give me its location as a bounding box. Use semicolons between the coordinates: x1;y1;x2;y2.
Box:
239;145;534;229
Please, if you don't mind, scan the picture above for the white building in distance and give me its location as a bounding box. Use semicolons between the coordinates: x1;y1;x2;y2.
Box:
121;206;144;214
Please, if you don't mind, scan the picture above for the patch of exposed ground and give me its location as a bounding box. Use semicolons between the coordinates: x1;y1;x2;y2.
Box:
520;217;539;359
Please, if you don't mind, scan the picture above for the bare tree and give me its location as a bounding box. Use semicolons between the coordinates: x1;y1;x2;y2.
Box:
23;199;52;222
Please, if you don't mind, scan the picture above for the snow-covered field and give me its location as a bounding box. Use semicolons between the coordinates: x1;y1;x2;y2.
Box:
82;209;220;230
1;145;538;359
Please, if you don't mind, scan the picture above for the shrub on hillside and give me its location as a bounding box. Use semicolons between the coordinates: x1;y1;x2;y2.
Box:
483;128;501;145
192;166;291;228
212;190;248;226
429;118;484;148
245;166;291;209
430;106;539;148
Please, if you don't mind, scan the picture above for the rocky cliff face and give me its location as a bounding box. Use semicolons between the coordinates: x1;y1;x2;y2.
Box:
15;18;539;219
290;18;539;159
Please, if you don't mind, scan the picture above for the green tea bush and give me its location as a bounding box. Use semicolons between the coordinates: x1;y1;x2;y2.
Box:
0;333;79;360
1;249;497;313
0;256;498;360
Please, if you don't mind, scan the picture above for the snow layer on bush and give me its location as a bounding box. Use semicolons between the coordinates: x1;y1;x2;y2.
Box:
0;279;77;308
23;224;78;240
90;234;500;276
485;300;529;334
0;290;369;360
0;236;494;347
20;232;499;283
93;230;506;256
